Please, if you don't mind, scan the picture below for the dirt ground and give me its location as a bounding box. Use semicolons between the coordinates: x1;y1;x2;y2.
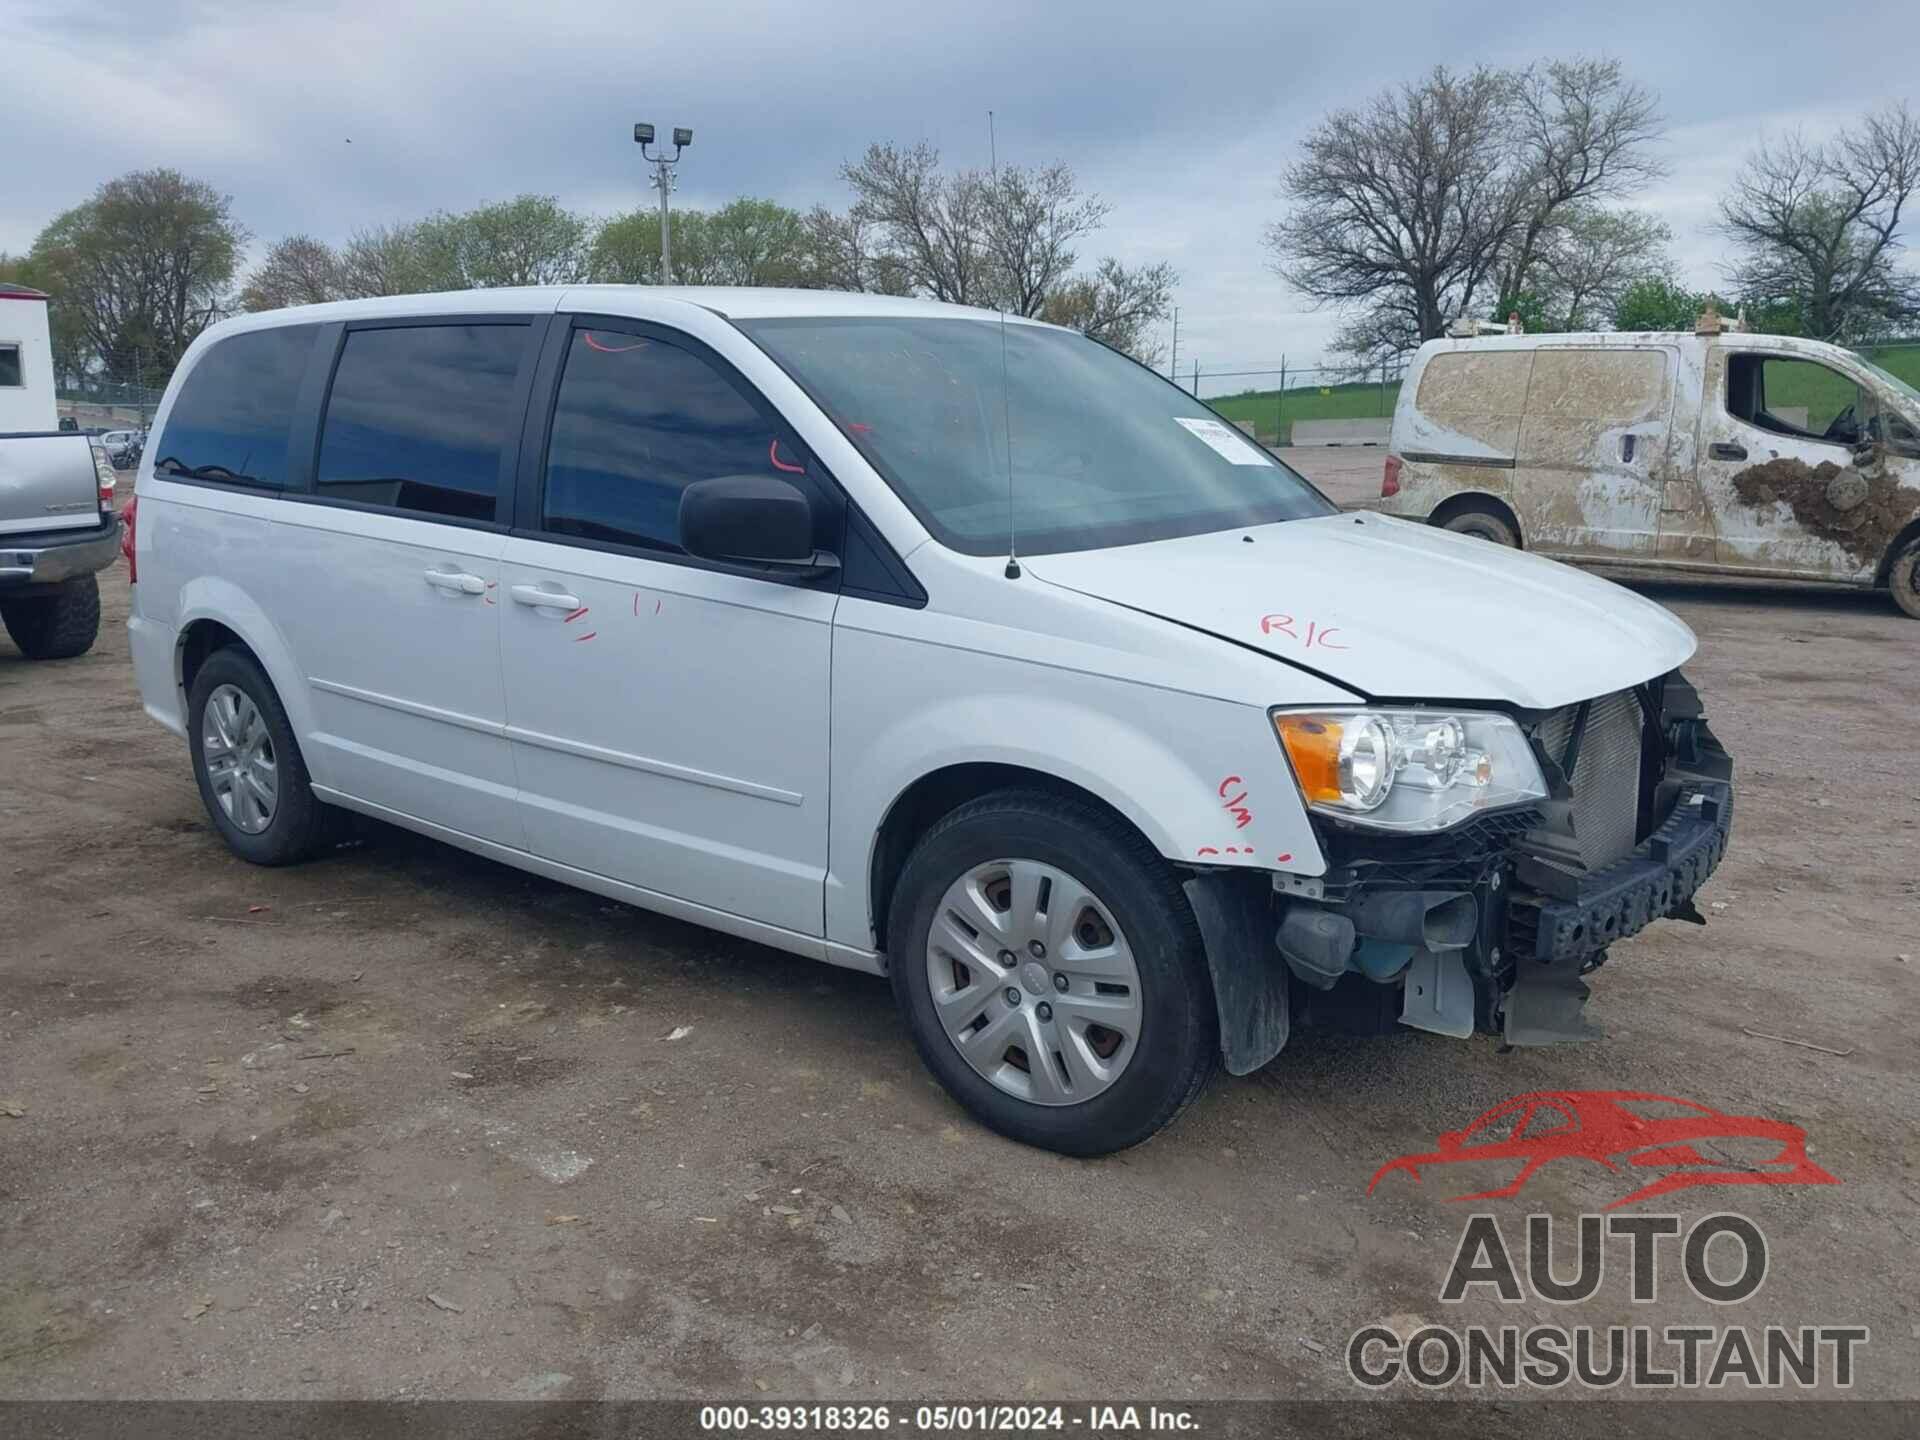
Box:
2;558;1917;1411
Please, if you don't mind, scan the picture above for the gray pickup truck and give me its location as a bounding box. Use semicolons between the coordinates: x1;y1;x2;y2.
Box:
0;431;122;659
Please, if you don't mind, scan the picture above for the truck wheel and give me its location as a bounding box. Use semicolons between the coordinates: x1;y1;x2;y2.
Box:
1890;537;1920;620
1440;506;1519;547
187;647;335;866
0;574;101;660
887;790;1217;1156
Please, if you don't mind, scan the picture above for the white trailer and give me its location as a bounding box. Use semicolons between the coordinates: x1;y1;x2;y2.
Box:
0;283;58;433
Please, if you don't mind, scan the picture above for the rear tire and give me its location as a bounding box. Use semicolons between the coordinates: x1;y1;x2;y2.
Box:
1889;536;1920;620
1439;505;1519;547
187;647;337;865
1;574;101;660
887;789;1217;1156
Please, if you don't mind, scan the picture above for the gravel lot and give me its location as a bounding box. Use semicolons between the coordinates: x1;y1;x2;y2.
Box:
3;551;1916;1409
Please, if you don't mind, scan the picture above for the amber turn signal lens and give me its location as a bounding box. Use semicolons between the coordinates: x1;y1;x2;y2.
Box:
1273;713;1344;805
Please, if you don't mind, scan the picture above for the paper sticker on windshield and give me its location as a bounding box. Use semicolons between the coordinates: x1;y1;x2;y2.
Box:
1173;416;1268;466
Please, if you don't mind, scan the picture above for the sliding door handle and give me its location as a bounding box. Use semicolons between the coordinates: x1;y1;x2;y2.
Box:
1709;441;1747;462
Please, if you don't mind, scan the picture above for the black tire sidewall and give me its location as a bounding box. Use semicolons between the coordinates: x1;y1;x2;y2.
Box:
187;649;325;865
889;797;1215;1156
1891;540;1920;620
0;574;100;659
1444;511;1517;547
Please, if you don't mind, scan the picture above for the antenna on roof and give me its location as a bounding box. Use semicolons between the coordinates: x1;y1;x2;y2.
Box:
1001;306;1020;579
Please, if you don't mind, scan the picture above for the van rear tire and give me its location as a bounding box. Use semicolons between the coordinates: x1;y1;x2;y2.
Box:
1439;507;1519;547
1;574;101;660
187;648;337;865
1889;537;1920;620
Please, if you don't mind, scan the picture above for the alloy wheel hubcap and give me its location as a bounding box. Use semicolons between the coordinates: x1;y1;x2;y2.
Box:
925;859;1143;1107
201;684;278;834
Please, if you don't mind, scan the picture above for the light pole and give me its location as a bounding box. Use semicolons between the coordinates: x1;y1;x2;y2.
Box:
633;123;693;284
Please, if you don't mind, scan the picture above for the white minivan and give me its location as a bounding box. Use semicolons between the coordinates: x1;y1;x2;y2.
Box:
126;288;1734;1154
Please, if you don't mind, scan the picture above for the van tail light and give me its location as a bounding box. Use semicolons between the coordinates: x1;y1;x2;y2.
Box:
1381;454;1403;498
120;494;138;583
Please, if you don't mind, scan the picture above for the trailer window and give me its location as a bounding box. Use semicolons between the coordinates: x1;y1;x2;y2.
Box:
0;343;21;388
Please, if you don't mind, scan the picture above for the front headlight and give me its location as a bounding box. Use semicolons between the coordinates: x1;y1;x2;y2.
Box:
1272;707;1546;832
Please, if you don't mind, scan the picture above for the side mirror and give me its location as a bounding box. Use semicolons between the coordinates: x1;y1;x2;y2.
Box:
678;474;835;572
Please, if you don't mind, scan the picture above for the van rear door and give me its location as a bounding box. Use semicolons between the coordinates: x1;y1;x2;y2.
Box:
1511;346;1675;559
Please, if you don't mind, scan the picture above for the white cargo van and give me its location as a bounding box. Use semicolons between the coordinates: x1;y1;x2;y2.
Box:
126;288;1734;1154
1376;324;1920;618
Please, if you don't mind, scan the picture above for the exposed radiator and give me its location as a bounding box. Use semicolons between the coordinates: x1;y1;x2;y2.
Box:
1535;690;1645;872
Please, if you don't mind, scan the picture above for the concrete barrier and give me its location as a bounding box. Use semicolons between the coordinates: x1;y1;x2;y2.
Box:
1290;418;1391;447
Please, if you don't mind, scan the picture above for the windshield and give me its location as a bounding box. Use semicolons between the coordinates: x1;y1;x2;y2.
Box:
1854;354;1920;413
736;316;1334;556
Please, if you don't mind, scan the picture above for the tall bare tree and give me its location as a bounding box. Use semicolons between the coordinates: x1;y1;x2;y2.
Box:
1532;206;1673;330
239;234;345;311
1265;59;1664;361
841;142;997;306
982;163;1110;317
1038;259;1177;363
1717;101;1920;340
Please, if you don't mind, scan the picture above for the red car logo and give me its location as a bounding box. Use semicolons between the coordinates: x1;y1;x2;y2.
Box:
1368;1090;1838;1210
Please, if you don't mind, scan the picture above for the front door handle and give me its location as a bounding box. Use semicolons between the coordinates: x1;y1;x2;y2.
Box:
1709;441;1747;462
509;583;583;610
423;567;487;595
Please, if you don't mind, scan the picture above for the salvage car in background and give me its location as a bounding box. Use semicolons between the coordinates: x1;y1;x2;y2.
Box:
1375;314;1920;618
126;288;1732;1155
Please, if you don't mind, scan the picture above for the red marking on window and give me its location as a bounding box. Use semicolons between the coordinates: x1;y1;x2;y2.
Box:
770;438;806;474
655;597;662;615
582;332;648;354
1259;613;1296;638
563;606;589;624
1196;846;1220;857
633;592;639;616
844;421;872;433
573;631;597;643
1276;852;1293;864
1305;621;1347;651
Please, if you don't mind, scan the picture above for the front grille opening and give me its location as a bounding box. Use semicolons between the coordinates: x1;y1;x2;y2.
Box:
1535;690;1646;873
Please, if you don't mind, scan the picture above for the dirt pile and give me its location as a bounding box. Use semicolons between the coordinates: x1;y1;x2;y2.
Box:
1731;456;1920;567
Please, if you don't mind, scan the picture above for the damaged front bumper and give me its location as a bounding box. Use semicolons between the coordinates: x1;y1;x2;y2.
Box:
1193;671;1734;1071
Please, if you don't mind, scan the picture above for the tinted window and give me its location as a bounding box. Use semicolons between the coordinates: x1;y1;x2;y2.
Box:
0;344;21;388
542;327;786;553
316;324;526;521
153;325;316;488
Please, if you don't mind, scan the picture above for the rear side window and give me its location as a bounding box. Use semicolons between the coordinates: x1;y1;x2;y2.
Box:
152;325;317;488
541;327;785;553
315;323;527;522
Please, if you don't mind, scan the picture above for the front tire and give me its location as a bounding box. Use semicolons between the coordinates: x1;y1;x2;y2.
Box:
888;789;1217;1156
1;574;101;659
187;647;336;865
1889;536;1920;620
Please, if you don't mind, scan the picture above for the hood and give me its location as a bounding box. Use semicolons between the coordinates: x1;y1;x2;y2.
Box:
1024;513;1695;710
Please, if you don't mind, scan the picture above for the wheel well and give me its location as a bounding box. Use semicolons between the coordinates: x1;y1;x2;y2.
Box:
1875;517;1920;585
868;763;1151;954
178;619;251;692
1428;492;1522;546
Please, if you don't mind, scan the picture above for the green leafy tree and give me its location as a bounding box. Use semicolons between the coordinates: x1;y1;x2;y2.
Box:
239;234;345;311
30;168;246;386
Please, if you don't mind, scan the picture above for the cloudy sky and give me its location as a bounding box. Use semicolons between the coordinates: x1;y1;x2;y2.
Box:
6;0;1912;384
